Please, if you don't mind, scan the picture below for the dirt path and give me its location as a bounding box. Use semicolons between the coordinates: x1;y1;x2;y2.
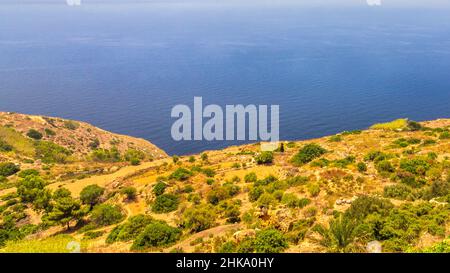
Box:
165;223;243;253
48;159;170;197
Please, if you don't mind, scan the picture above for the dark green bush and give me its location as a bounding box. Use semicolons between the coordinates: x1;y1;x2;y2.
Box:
169;168;192;181
34;141;71;163
255;151;274;165
153;181;167;196
0;139;13;152
291;144;327;165
107;214;154;243
131;221;181;250
26;129;43;140
80;184;105;207
152;194;179;213
90;204;125;227
383;184;412;200
0;162;20;177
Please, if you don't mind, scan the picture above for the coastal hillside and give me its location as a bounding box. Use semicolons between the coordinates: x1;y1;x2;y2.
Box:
0;112;167;162
1;114;450;253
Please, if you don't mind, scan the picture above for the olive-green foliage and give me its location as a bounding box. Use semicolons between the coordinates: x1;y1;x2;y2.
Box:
121;186;137;201
357;162;367;173
152;181;167;196
375;160;395;174
152;194;179;213
44;191;84;229
244;172;257;183
34;141;71;163
26;129;43;140
169;168;193;181
182;204;217;233
125;149;145;164
16;175;51;211
80;184;105;207
107;214;154;243
314;215;359;253
399;158;430;176
131;221;181;250
0;139;13;152
255;151;274;165
17;169;39;178
0;162;20;177
291;144;327;165
236;229;288;253
383;184;412;200
90;204;125;227
281;193;311;208
207;183;240;205
90;148;121;163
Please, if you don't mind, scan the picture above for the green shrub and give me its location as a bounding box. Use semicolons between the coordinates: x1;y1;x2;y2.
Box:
90;148;121;163
80;184;105;207
0;162;20;177
90;204;125;227
63;120;79;130
376;160;395;174
281;193;310;208
252;229;288;253
121;187;137;201
329;135;342;142
152;194;179;213
18;169;39;178
399;158;430;175
357;162;367;173
153;181;167;196
201;168;216;177
107;214;154;243
125;149;145;165
131;221;181;250
383;184;412;200
248;186;264;202
0;139;13;152
255;151;274;165
35;141;71;163
291;144;327;165
244;172;257;183
26;129;43;140
44;128;56;136
256;193;277;208
182;204;217;233
169;168;192;181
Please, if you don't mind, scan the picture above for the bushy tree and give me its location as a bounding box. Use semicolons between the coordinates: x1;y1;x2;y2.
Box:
152;194;179;213
291;144;327;165
182;204;217;233
131;222;181;250
16;175;51;211
253;229;288;253
169;168;192;181
121;186;137;201
90;204;125;227
44;193;84;230
80;184;105;208
107;214;154;243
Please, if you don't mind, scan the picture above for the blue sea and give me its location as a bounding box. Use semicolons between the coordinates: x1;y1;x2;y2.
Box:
1;1;450;155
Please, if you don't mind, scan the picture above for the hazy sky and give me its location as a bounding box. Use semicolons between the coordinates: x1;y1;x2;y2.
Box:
2;0;450;8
